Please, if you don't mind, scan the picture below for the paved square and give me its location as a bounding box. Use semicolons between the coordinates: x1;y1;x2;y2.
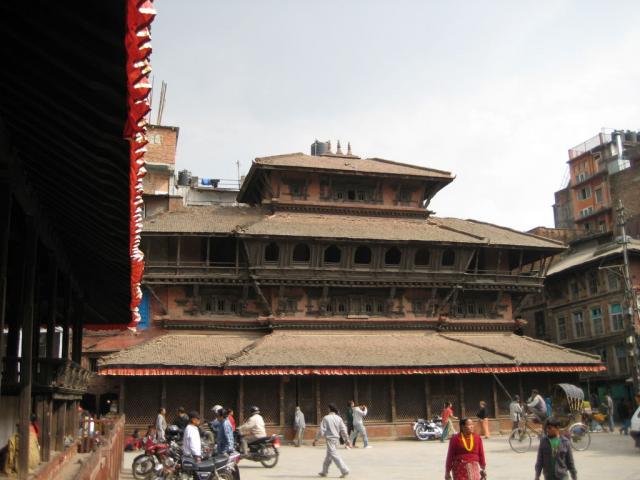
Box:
121;433;640;480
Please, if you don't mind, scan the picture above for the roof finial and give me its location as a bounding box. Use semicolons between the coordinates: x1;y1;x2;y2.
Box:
326;140;332;154
347;142;352;156
336;140;343;155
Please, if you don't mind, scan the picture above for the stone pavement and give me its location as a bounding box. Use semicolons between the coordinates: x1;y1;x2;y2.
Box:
121;433;640;480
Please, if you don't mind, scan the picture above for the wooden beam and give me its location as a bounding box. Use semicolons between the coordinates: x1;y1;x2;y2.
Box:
457;376;466;418
119;378;126;415
199;378;205;417
279;377;285;428
0;180;11;390
315;377;321;425
71;300;83;364
45;255;58;359
18;218;38;479
389;377;397;423
41;398;53;461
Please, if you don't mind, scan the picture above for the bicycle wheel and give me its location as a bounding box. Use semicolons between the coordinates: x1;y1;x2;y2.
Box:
508;428;532;453
568;423;591;451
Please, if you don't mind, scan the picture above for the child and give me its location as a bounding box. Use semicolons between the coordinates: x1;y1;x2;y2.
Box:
124;429;141;451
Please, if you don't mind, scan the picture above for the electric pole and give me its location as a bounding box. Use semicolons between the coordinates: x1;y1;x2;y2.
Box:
616;200;640;394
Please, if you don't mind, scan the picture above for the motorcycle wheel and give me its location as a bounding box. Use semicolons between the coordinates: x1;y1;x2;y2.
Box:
132;454;156;479
259;446;279;468
217;471;236;480
414;425;431;441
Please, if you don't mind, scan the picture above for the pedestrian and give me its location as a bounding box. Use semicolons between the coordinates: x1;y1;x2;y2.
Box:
350;402;371;448
124;429;142;451
476;401;489;439
618;399;631;435
142;424;157;447
155;407;167;442
183;411;202;462
173;407;189;430
444;417;487;480
313;403;351;478
227;408;236;431
605;392;615;432
440;401;457;443
534;417;577;480
214;408;235;455
294;406;306;447
346;401;355;443
509;395;523;431
630;392;640;449
527;390;548;424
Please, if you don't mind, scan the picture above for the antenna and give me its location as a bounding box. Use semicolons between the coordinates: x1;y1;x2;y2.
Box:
156;81;168;125
236;160;241;188
148;75;155;124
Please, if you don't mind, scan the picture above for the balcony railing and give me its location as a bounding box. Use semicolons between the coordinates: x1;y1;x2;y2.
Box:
2;358;92;393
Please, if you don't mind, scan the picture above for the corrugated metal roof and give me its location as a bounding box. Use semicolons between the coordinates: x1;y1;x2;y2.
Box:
547;239;640;276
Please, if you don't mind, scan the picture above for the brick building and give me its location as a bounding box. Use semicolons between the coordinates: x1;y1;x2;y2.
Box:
95;140;602;438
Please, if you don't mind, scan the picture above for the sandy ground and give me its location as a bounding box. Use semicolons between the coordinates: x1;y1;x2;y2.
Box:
121;432;640;480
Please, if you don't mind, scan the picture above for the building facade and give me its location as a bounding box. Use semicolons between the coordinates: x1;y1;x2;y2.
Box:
97;142;602;438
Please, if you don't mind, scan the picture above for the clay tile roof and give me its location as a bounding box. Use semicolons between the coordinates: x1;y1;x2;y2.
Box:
254;153;454;179
143;206;265;234
143;207;563;250
546;238;640;276
98;333;259;368
224;330;600;369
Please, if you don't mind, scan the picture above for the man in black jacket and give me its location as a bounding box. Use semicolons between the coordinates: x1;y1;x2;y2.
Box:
535;417;577;480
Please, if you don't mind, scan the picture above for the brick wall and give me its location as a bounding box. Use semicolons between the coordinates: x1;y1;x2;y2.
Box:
146;125;178;165
610;164;640;237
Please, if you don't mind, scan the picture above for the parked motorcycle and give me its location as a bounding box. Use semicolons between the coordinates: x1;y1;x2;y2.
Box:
235;433;280;468
132;439;174;479
412;416;443;441
179;452;241;480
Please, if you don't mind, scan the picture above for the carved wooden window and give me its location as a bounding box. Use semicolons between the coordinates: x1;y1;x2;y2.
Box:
203;296;238;314
414;248;430;266
324;245;341;263
264;242;279;262
384;247;401;265
441;249;456;267
292;244;311;262
413;301;426;314
354;246;372;265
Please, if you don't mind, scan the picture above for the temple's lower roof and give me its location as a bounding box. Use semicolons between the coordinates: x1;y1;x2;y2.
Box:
98;330;603;376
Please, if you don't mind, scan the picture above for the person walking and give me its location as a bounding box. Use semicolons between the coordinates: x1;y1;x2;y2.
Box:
313;403;351;478
534;417;577;480
155;407;167;442
605;392;615;432
476;401;490;439
294;406;306;447
350;403;371;448
444;417;487;480
183;411;202;462
618;399;631;435
346;401;355;443
214;408;235;455
440;402;457;443
509;395;523;431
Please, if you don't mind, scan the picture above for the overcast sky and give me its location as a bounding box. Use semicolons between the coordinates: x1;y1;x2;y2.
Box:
150;0;640;231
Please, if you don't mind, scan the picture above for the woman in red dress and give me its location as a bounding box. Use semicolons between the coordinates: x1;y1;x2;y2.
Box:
445;417;487;480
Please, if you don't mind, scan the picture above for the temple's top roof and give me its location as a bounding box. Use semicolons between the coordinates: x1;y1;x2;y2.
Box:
143;206;564;250
98;330;602;374
253;153;454;179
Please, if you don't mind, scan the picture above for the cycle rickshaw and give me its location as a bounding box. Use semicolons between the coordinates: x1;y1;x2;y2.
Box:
508;383;591;453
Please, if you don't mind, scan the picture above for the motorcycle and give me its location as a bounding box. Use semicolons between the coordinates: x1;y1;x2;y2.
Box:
132;439;174;479
235;433;280;468
412;416;443;441
179;452;241;480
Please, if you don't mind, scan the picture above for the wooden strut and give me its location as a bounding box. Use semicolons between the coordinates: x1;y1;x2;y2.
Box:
239;237;273;316
145;284;168;315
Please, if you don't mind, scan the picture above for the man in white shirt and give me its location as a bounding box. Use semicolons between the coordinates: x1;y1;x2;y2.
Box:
183;411;202;462
239;406;266;443
350;404;371;448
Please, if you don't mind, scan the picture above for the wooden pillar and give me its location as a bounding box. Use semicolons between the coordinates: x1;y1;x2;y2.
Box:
457;376;466;418
518;375;524;402
54;401;67;451
176;236;181;267
18;218;38;479
315;377;321;424
234;238;239;275
61;278;71;360
492;377;500;417
42;397;53;461
160;377;167;407
279;377;285;428
199;378;205;417
71;300;83;364
119;378;126;414
424;377;432;418
237;377;244;423
389;377;397;423
353;377;358;404
0;182;11;387
45;256;58;358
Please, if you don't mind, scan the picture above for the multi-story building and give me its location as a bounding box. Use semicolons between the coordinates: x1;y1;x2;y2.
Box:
553;130;640;239
95;140;601;438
